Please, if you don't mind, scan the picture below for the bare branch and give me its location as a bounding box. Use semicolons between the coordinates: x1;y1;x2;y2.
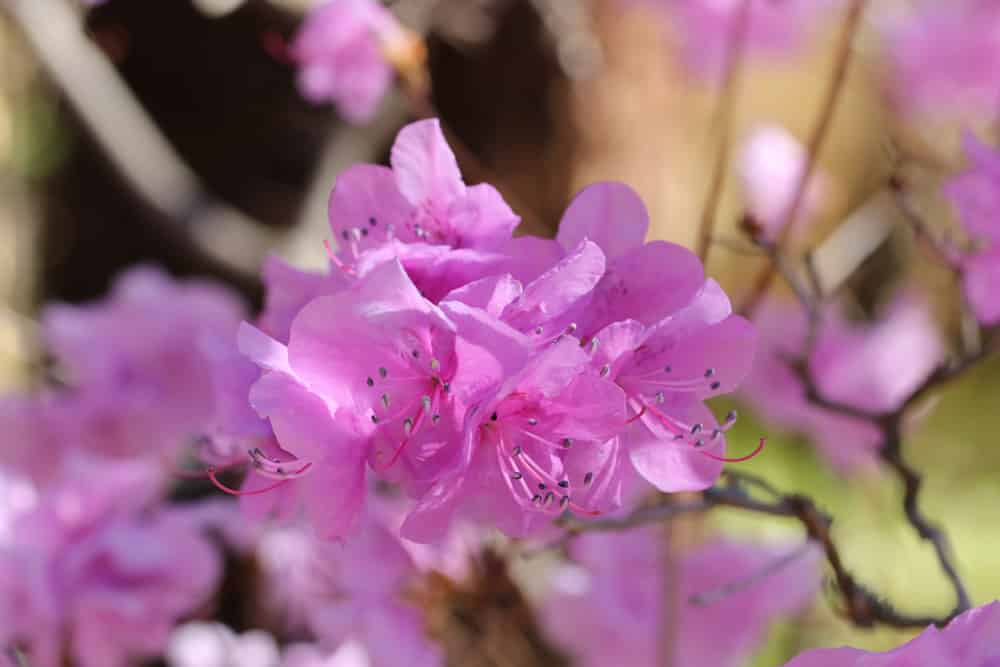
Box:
696;0;752;264
738;0;870;316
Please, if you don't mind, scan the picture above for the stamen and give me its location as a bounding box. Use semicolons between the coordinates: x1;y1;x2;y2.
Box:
379;367;388;378
700;437;766;463
584;472;594;486
710;381;722;391
207;465;309;496
381;393;391;408
600;364;611;377
704;368;715;378
511;472;523;480
562;438;572;449
560;495;571;508
558;480;569;488
366;377;374;387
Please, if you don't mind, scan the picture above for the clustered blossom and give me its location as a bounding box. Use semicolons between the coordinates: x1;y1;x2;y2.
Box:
742;294;942;470
292;0;408;122
945;132;1000;326
783;601;1000;666
627;0;838;81
0;461;222;667
541;528;820;667
233;118;757;543
885;0;1000;119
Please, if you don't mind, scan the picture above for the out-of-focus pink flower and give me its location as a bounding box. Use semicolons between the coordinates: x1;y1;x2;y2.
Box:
630;0;837;81
41;265;247;463
946;132;1000;325
166;622;281;667
542;528;820;667
782;600;1000;666
283;640;373;667
0;461;222;667
742;294;943;470
737;124;827;241
292;0;404;122
886;0;1000;118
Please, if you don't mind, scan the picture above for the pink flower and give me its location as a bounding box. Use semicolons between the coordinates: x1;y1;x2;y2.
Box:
630;0;836;81
742;294;943;470
0;461;222;667
886;0;1000;118
945;132;1000;325
41;265;247;463
401;335;628;542
782;601;1000;666
737;125;827;241
541;528;820;667
293;0;403;122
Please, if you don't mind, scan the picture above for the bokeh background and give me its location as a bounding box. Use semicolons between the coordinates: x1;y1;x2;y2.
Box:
0;1;996;664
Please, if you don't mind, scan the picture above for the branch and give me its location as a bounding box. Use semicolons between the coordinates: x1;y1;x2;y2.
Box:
559;475;963;629
737;0;870;316
696;0;753;264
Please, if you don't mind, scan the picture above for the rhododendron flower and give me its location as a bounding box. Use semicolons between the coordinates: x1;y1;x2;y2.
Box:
293;0;405;122
743;294;942;469
41;265;247;462
737;125;827;240
0;461;222;667
782;600;1000;666
542;528;820;667
402;335;627;542
886;0;1000;118
166;622;282;667
326;119;533;301
630;0;836;81
945;132;1000;325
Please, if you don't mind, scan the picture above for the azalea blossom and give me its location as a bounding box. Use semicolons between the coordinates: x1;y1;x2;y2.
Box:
782;601;1000;666
629;0;837;81
742;294;942;469
40;265;247;464
542;528;820;667
945;132;1000;325
0;461;222;667
886;0;1000;118
292;0;405;122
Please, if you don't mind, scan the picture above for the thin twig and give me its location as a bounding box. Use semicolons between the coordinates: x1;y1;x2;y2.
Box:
561;476;963;629
696;0;753;265
737;0;870;316
688;541;814;606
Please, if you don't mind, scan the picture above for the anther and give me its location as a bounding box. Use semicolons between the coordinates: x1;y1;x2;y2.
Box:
527;417;538;426
583;472;594;486
544;491;555;507
538;483;547;490
422;395;432;410
600;364;611;377
664;365;673;373
655;391;665;404
490;412;498;422
558;480;569;488
431;413;441;424
371;414;379;424
566;323;578;334
381;393;391;408
360;228;369;237
511;472;523;481
694;439;705;448
341;230;349;240
710;381;722;391
411;349;420;358
366;377;374;387
430;358;440;372
726;410;738;423
704;368;715;378
691;423;703;435
379;367;388;379
562;438;572;449
589;338;600;352
368;216;377;226
403;418;413;434
443;382;451;393
512;446;522;457
532;494;542;505
535;326;544;335
560;495;570;509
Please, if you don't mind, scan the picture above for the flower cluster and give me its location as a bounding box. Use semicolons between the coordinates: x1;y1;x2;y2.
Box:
232;118;756;543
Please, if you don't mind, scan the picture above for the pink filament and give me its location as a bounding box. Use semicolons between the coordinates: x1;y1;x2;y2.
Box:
699;437;766;463
207;463;311;496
